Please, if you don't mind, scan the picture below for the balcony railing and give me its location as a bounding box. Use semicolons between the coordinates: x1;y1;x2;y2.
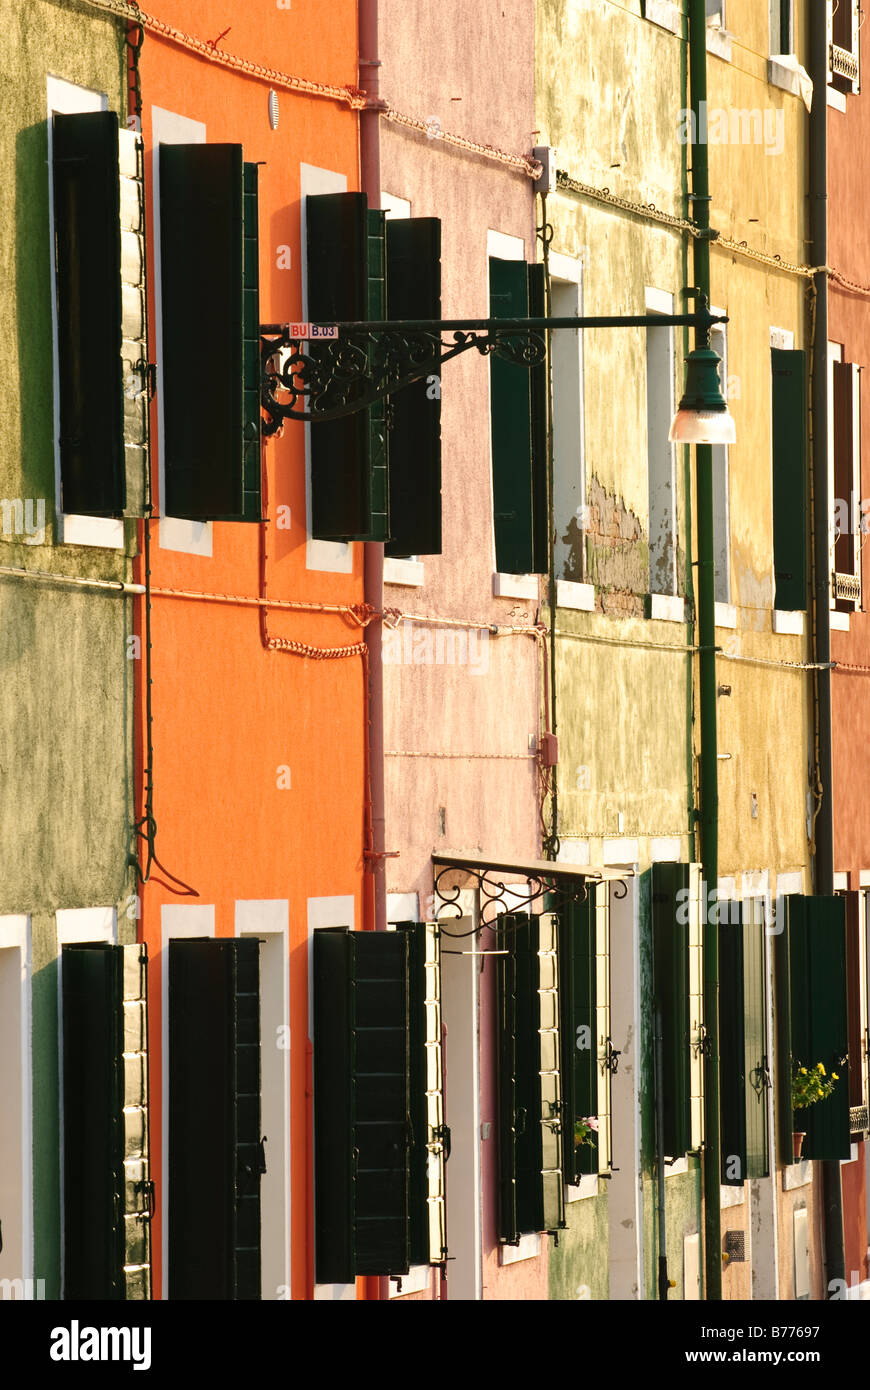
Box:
832;44;859;82
834;571;862;604
849;1104;868;1136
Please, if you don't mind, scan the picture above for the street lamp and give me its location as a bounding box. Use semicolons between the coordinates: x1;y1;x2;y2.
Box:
669;343;735;445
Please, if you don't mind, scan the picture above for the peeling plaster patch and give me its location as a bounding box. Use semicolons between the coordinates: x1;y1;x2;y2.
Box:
566;476;649;616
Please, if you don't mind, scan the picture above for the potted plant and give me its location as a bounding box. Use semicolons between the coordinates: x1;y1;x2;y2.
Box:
574;1116;599;1149
791;1062;839;1160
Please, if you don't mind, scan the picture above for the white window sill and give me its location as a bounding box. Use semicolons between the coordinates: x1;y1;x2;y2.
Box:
773;609;805;635
644;0;681;36
782;1160;812;1191
841;1143;860;1166
61;514;124;550
159;516;212;557
827;86;847;112
649;592;685;623
499;1233;541;1265
493;572;539;601
666;1157;689;1177
768;57;813;110
706;27;733;62
389;1264;432;1297
566;1174;600;1202
603;837;639;866
830;610;851;631
720;1184;745;1208
384;557;424;587
714;602;738;629
556;579;595;612
313;1282;357;1300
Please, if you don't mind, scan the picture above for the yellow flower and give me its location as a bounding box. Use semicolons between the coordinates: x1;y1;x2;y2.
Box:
818;1063;826;1076
800;1067;807;1075
832;1073;839;1081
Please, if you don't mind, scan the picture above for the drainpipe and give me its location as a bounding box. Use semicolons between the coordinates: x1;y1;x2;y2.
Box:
687;0;721;1302
808;0;846;1295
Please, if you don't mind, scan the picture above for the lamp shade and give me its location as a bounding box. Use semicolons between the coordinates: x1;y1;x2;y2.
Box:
669;345;736;444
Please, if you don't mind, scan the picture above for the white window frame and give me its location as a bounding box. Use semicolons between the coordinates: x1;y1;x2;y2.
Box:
47;76;123;551
770;0;795;57
711;309;731;605
828;341;862;610
550;253;586;588
829;0;861;95
0;915;33;1296
645;287;679;600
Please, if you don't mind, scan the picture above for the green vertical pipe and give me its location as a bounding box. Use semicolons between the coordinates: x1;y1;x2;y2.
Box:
688;0;721;1302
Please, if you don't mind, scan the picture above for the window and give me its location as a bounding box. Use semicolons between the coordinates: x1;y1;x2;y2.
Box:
550;265;585;584
651;862;704;1159
488;258;548;577
774;895;850;1161
646;315;677;597
771;347;808;611
719;898;770;1184
558;884;612;1184
62;943;151;1299
305;193;442;552
844;891;869;1131
710;322;731;604
159;145;261;522
830;0;861;95
312;923;447;1282
496;912;564;1241
168;937;265;1298
829;351;862;610
49;100;147;535
706;0;726;28
770;0;794;55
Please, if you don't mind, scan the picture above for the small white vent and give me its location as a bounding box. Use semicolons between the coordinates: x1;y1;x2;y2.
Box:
269;89;279;130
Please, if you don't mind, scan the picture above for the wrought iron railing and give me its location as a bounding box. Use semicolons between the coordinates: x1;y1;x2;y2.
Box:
832;44;859;82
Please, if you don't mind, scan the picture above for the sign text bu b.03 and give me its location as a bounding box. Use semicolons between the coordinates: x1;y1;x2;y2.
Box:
287;322;339;340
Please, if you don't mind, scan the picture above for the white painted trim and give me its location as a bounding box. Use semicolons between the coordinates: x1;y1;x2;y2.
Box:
770;326;795;351
834;872;849;892
706;26;732;61
235;900;291;1300
720;1184;745;1208
602;838;639;866
160;904;216;1299
313;1281;357;1300
828;86;848;111
56;906;117;945
782;1160;813;1190
566;1174;599;1202
714;601;737;629
493;572;539;600
556;580;595;611
300;164;352;574
741;869;770;898
0;915;33;1290
46;78;123;551
644;286;675;315
383;558;424;587
649;593;685;623
388;1263;432;1296
841;1143;860;1166
775;872;803;896
666;1157;689;1177
773;609;805;635
650;837;681;863
718;876;737;899
386;893;419;923
486;230;524;262
859;870;870;888
557;839;591;866
831;610;851;630
381;192;411;219
151;107;213;558
548;251;584;283
644;0;682;36
499;1232;541;1265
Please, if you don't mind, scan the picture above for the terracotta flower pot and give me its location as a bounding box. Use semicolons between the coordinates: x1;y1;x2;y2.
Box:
792;1130;806;1161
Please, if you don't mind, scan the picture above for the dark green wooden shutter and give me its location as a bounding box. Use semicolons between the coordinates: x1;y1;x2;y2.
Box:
168;937;263;1299
359;209;389;542
489;259;548;576
651;862;692;1158
527;263;550;575
497;914;564;1241
720;902;769;1184
242;163;262;521
160;144;248;521
53;111;125;516
771;348;808;610
401;921;447;1266
62;943;152;1300
776;896;850;1161
559;894;597;1184
313;928;412;1282
385;219;442;557
306;193;372;540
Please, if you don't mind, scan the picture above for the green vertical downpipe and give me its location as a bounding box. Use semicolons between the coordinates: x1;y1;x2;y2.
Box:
688;0;721;1302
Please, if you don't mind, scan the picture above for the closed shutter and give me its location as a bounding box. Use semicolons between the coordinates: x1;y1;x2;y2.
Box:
776;896;850;1161
489;259;548;576
720;901;769;1185
119;127;148;519
527;263;550;576
62;943;152;1300
401;921;447;1266
558;894;597;1184
168;938;263;1299
160;144;249;521
241;163;263;522
385;218;442;557
771;348;808;611
306;193;373;541
497;913;564;1241
313;928;412;1282
52;111;125;516
360;209;389;542
651;862;696;1158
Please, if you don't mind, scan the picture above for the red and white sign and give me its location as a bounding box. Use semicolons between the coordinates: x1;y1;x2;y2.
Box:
287;322;340;340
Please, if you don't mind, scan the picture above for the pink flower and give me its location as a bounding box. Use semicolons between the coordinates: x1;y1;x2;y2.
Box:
580;1116;599;1132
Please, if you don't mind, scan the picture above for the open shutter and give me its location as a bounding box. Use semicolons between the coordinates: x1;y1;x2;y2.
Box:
242;163;262;521
160;144;249;521
489;259;547;576
771;348;808;610
401;921;448;1266
52;112;125;516
651;862;698;1157
844;891;869;1118
313;928;412;1282
62;943;152;1300
559;893;597;1184
360;209;389;542
496;916;520;1243
776;896;850;1161
168;938;263;1299
385;219;442;557
720;901;769;1184
527;263;550;576
306;193;373;541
